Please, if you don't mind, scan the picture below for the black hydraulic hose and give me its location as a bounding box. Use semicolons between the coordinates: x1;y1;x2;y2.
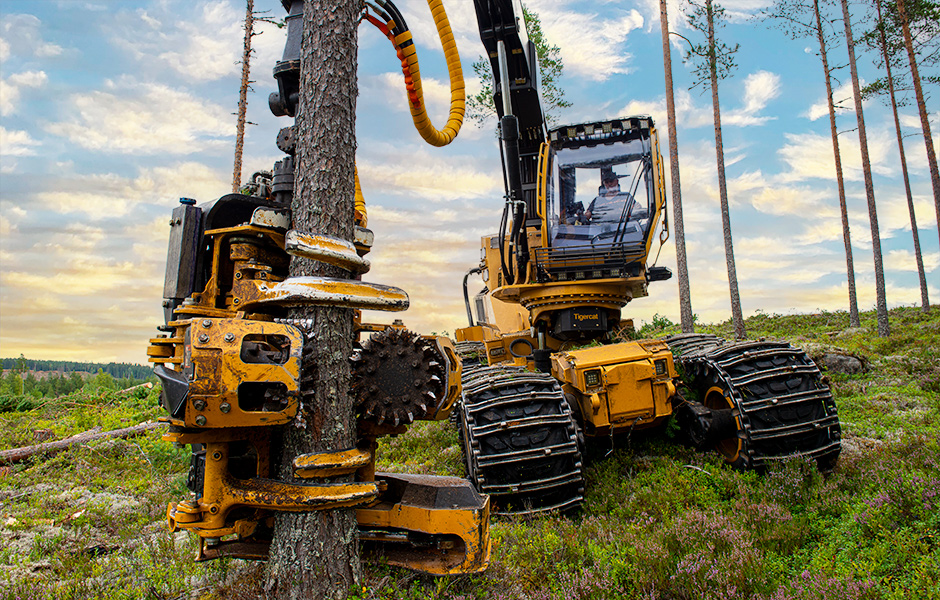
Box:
463;267;483;326
498;200;513;285
373;0;409;36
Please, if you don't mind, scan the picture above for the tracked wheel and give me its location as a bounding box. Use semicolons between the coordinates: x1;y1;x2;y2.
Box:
352;328;446;427
459;366;584;515
667;334;841;471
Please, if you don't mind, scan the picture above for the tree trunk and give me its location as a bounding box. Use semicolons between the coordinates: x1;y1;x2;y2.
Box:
877;0;930;311
660;0;695;333
841;0;890;337
233;0;254;192
707;0;746;340
895;0;940;250
814;0;860;327
0;422;161;464
265;1;360;598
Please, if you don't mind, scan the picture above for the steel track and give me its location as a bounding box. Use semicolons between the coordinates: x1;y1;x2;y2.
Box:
458;365;584;515
666;334;841;470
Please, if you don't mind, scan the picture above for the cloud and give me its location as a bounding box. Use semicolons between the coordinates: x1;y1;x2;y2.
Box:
31;161;229;219
537;7;645;81
0;126;41;157
0;69;47;116
805;81;857;121
109;2;243;82
738;70;781;119
885;249;940;273
0;14;65;61
357;144;502;202
776;130;894;183
44;76;233;154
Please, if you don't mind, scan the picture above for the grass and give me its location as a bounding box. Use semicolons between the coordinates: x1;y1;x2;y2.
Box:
1;306;938;599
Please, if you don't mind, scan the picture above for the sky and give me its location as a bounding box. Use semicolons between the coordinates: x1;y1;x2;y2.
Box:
0;0;937;364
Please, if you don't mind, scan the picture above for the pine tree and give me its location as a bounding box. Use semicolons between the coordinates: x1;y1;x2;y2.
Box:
660;0;695;333
265;0;361;597
869;0;931;311
763;0;862;327
841;0;891;336
684;0;747;339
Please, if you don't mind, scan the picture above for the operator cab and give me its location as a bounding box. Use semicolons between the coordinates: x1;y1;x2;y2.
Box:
535;117;661;283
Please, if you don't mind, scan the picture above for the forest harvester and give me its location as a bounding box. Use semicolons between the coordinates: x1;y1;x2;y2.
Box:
454;0;843;514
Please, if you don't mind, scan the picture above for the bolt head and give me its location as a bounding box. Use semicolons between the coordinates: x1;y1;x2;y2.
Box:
224;332;236;343
195;415;207;427
198;334;209;344
202;319;212;328
220;402;231;413
193;399;207;411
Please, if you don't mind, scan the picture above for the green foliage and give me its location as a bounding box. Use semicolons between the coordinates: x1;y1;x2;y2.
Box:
1;307;938;599
466;5;572;127
682;0;740;91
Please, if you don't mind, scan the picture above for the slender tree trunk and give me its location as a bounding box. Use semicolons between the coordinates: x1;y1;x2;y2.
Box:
706;0;746;339
233;0;254;192
265;0;360;597
660;0;695;333
814;0;860;327
877;0;930;311
895;0;940;250
841;0;890;336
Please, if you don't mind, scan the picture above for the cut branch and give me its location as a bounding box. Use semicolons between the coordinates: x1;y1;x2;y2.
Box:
0;421;164;464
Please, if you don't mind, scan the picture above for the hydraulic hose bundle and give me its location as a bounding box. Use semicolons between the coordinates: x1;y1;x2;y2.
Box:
363;0;466;147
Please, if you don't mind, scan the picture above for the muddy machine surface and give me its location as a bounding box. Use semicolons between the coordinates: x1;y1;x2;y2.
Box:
147;0;489;575
455;0;842;514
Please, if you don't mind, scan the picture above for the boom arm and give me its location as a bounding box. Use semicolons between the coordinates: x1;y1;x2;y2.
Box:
472;0;548;284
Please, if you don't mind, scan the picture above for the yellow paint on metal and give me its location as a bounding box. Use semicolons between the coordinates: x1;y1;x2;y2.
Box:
184;318;303;428
167;441;379;536
293;447;373;478
552;340;677;436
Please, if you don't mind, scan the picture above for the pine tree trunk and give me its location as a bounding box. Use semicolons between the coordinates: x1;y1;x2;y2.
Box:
233;0;254;192
877;0;929;311
895;0;940;251
660;0;695;333
814;0;860;327
265;1;360;598
707;0;746;340
841;0;890;337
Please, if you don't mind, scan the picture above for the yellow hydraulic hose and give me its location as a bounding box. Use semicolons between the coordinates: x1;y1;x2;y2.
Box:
367;0;465;147
400;0;465;146
354;166;367;228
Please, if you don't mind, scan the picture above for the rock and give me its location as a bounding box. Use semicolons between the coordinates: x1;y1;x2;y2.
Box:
819;352;867;374
800;342;869;374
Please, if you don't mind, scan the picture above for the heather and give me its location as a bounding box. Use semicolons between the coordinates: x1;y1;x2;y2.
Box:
1;306;938;599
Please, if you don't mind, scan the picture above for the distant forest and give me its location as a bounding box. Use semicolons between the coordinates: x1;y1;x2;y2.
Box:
1;357;153;380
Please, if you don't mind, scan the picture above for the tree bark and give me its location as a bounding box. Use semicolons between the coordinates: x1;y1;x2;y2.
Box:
814;0;861;327
706;0;746;340
841;0;890;337
265;1;360;598
895;0;940;251
877;0;930;311
233;0;255;192
660;0;695;333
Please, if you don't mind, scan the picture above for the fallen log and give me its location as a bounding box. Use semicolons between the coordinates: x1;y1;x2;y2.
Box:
0;421;164;464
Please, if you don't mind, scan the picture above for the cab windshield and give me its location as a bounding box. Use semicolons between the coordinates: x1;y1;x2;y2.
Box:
547;138;653;250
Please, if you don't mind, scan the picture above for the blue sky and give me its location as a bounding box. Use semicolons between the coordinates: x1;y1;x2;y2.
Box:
0;0;937;363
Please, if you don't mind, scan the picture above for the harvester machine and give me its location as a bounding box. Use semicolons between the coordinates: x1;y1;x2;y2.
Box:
146;0;491;576
455;0;842;514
